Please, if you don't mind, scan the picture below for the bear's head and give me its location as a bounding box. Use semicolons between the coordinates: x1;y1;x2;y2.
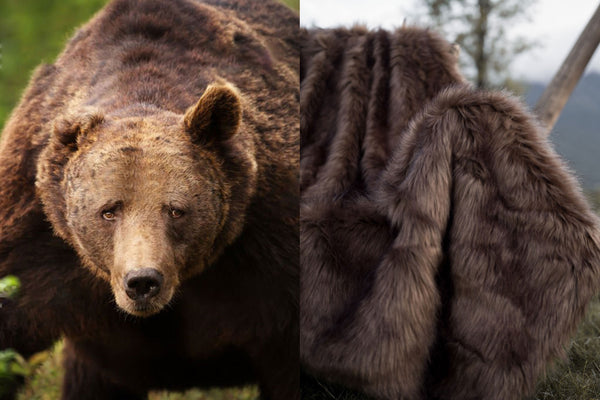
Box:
36;83;257;317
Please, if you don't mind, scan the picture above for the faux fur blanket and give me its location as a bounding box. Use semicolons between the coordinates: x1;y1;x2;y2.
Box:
300;27;600;400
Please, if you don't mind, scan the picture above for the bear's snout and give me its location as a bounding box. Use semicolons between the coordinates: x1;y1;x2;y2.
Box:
123;268;164;301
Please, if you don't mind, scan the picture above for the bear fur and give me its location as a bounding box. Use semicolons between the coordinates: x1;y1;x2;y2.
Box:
300;26;600;399
0;0;298;399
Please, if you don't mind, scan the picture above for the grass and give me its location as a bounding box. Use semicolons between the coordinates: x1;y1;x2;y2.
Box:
528;298;600;400
301;372;370;400
15;344;64;400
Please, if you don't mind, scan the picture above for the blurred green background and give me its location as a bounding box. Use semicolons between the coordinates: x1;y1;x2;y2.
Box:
0;0;297;399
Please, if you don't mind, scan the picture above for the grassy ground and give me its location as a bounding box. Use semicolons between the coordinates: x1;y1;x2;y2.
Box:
528;297;600;400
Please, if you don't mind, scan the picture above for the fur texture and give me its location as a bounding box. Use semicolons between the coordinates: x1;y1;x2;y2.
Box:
300;26;600;400
0;1;298;399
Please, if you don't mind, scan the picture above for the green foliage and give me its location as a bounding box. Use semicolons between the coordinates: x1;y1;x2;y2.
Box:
0;350;29;398
1;344;52;399
416;0;536;89
15;344;63;400
0;275;21;299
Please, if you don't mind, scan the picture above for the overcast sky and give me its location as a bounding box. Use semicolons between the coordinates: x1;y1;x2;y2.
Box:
300;0;600;82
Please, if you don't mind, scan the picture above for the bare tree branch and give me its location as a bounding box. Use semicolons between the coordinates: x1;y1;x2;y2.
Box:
535;3;600;135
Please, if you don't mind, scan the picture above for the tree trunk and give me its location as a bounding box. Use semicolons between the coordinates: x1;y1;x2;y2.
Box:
534;3;600;135
475;0;491;88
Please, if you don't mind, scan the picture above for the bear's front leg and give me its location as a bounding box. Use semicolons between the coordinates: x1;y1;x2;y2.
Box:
0;230;75;357
61;340;147;400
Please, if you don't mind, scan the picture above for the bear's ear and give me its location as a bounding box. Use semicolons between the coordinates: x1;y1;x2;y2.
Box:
184;83;242;144
53;112;104;150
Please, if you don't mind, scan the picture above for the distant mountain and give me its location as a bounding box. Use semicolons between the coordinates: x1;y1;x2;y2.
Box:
523;72;600;190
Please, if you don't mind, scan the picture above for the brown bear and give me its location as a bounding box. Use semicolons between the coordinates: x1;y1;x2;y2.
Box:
0;0;298;399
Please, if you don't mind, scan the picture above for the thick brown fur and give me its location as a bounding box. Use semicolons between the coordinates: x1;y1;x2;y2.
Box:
0;1;298;399
300;26;600;400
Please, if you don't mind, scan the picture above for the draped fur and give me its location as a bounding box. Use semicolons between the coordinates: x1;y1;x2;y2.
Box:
300;26;600;400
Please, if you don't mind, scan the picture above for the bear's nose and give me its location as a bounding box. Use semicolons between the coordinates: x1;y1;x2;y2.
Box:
123;268;163;300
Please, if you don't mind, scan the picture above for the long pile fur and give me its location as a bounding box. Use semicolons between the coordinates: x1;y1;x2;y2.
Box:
300;26;600;400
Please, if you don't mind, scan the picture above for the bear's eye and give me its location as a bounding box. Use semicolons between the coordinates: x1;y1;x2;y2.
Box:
100;202;122;221
102;210;116;221
169;208;184;219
